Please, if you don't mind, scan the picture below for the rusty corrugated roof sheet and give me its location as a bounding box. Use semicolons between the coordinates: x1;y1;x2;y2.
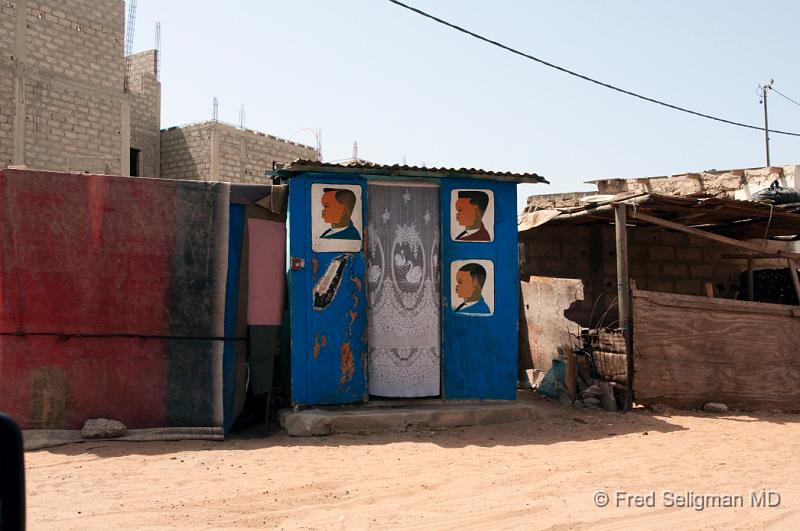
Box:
518;192;800;240
270;160;548;184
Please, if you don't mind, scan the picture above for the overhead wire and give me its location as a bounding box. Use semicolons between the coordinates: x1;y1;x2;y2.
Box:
387;0;800;137
771;87;800;108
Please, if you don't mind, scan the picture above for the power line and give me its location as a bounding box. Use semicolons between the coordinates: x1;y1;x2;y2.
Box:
772;87;800;107
386;0;800;138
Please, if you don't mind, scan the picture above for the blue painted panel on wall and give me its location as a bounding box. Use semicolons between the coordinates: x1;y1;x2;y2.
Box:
222;204;245;432
289;173;368;405
440;179;519;400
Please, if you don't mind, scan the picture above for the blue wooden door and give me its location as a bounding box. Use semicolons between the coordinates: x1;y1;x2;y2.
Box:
288;173;368;405
440;179;519;400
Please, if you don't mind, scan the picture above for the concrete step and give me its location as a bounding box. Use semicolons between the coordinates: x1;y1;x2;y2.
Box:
279;401;539;437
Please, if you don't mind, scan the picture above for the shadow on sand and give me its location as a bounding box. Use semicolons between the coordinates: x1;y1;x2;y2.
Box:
28;391;800;459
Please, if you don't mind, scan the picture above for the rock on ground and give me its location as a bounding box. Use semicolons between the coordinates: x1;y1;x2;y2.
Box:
81;418;127;439
650;403;669;414
703;402;728;414
579;384;603;399
581;397;601;408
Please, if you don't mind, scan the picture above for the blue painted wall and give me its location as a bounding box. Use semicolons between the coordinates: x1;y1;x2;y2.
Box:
222;204;245;432
440;179;518;400
288;173;368;405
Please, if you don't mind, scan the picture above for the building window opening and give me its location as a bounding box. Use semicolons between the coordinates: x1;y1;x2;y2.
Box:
130;148;141;177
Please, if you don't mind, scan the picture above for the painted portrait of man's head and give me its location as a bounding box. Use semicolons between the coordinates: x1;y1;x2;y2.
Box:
312;183;363;252
320;188;360;240
452;189;493;242
452;260;493;315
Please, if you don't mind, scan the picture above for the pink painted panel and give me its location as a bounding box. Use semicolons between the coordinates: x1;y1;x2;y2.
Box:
247;218;287;325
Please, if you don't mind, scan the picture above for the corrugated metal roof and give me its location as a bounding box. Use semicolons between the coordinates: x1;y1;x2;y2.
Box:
269;160;549;184
519;192;800;240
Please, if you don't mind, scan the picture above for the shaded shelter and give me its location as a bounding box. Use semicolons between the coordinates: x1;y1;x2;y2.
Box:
518;192;800;411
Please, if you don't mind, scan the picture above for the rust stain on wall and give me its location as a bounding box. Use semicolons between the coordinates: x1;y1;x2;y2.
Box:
340;341;355;385
311;255;319;278
361;349;367;376
312;334;327;360
352;276;363;292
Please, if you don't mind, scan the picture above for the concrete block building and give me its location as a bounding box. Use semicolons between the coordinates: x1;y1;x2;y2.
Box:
160;121;318;184
1;0;318;182
0;0;159;176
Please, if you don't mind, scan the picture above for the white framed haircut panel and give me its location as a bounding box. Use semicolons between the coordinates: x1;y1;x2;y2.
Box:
450;259;494;316
450;189;494;242
311;183;363;253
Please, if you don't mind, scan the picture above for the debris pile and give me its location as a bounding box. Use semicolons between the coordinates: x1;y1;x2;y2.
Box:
535;328;626;412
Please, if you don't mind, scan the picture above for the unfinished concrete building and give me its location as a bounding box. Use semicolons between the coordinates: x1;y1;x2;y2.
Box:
0;0;160;176
1;0;316;182
160;121;318;184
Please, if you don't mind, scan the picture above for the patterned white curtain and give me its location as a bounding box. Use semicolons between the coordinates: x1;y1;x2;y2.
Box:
366;183;441;397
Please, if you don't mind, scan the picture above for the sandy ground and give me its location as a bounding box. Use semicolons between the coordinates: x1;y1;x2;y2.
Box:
24;394;800;530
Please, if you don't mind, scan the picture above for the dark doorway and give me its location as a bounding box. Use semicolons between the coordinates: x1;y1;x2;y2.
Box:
130;148;141;177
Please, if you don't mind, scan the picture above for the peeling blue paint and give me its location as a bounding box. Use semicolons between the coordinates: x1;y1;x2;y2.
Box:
289;173;368;405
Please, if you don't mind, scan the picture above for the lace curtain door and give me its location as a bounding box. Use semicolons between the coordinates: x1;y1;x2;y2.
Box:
366;183;441;397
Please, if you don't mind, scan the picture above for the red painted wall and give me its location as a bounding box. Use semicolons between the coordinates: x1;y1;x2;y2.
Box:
0;169;226;430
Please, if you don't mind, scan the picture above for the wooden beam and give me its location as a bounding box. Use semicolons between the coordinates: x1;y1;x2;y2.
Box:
627;209;800;260
633;288;800;317
704;283;715;298
723;253;789;259
788;258;800;304
614;203;634;410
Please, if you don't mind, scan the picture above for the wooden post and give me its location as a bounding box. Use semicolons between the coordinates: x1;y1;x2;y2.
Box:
788;258;800;305
565;350;577;401
614;203;634;410
747;258;754;301
704;283;715;298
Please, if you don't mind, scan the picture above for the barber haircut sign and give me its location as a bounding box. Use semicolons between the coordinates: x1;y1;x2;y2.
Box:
450;259;494;316
451;189;494;242
311;183;363;252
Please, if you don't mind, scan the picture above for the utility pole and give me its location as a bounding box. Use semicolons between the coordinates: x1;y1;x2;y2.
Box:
759;79;774;166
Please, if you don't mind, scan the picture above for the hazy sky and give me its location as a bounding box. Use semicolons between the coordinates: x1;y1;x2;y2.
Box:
132;1;800;211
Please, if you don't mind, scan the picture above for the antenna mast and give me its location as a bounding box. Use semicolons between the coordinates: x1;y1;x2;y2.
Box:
154;21;161;82
123;0;137;93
